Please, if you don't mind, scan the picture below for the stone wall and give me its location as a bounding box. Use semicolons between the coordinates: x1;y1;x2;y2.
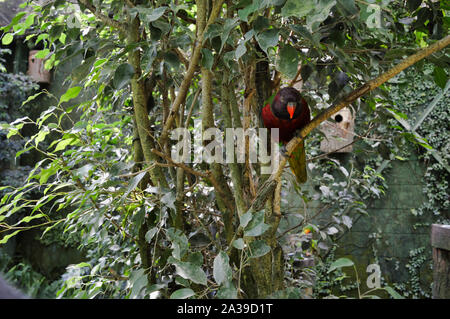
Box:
333;152;432;294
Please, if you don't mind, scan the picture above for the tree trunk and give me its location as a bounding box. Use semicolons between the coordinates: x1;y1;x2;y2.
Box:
240;44;285;298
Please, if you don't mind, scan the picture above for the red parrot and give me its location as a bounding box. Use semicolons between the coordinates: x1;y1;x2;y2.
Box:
261;87;311;183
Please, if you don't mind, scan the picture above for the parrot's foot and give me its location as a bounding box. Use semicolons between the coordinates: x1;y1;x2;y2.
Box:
294;129;303;139
279;144;293;158
280;143;287;157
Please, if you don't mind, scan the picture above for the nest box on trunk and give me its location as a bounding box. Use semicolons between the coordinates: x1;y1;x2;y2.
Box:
320;107;355;153
27;50;51;83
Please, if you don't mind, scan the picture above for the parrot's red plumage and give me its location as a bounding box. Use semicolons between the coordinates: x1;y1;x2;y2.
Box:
261;87;311;183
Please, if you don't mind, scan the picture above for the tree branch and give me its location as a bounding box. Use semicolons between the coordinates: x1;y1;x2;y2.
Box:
150;148;228;198
221;72;247;216
159;0;225;145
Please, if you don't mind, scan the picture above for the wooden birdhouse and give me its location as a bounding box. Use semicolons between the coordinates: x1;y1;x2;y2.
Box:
320;107;355;153
27;50;51;83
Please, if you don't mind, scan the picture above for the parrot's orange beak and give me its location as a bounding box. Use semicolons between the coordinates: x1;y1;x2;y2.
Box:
287;102;296;119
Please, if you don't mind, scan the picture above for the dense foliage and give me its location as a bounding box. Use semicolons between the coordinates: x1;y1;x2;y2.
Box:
0;0;448;298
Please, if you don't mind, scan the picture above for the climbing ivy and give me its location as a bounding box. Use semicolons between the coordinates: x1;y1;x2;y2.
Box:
389;64;449;222
311;64;449;299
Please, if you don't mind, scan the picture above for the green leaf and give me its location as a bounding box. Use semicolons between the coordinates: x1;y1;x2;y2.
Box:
201;48;214;70
220;18;239;52
132;6;167;24
245;222;270;237
129;269;148;299
413;134;433;150
213;251;232;285
386;107;408;120
24;14;36;29
256;28;279;53
249;240;270;258
168;257;208;285
235;42;247;59
254;16;270;32
71;56;96;82
74;164;94;180
121;171;146;202
0;230;21;244
54;137;76;152
167;228;189;259
113;63;135;89
35;49;50;59
204;23;222;41
433;67;447;89
146;6;168;22
290;25;320;47
60;87;82;104
59;32;66;45
307;0;336;30
5;12;27;31
170;288;195;299
22;91;46;106
232;238;245;250
238;1;259;22
6;128;19;139
39;165;58;185
37;107;57;128
148;284;165;294
163;51;180;70
239;211;253;228
145;227;158;243
73;262;91;269
337;0;358;15
175;276;191;287
20;213;45;224
217;281;238;299
152;20;170;35
384;286;404;299
161;190;176;211
35;33;48;45
94;58;108;68
188;252;204;267
281;0;315;18
244;210;270;237
34;129;50;146
2;33;14;45
328;258;354;273
42;220;64;238
277;44;299;79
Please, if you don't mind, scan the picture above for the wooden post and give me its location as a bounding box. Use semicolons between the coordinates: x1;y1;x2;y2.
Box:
431;224;450;299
